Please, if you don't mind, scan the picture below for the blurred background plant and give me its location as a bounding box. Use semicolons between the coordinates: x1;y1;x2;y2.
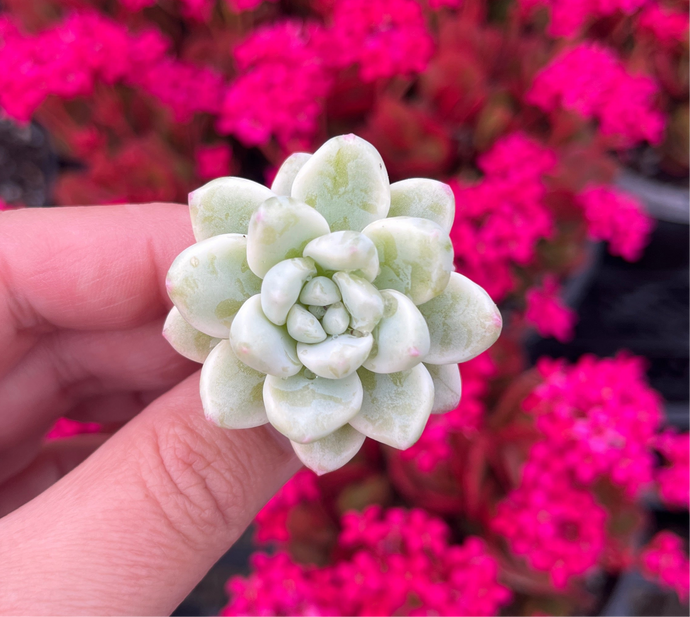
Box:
1;0;687;614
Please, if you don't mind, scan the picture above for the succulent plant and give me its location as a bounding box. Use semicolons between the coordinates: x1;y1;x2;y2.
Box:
163;134;502;474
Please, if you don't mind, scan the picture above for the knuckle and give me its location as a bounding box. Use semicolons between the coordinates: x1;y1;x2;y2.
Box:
134;420;252;549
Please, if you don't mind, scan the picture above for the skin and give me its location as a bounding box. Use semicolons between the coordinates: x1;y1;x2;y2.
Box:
0;204;301;615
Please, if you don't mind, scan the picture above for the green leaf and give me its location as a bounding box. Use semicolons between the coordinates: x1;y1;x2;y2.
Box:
332;272;384;334
166;233;261;338
419;272;502;364
425;363;462;414
287;304;327;344
189;177;275;241
363;216;454;305
363;289;430;374
322;302;349;336
299;276;341;306
271;153;312;196
230;294;302;377
388;178;455;233
303;231;379;282
297;334;373;379
264;369;363;443
246;196;330;278
351;365;434;449
261;257;317;326
291;134;390;232
162;307;221;363
200;340;268;429
291;424;366;475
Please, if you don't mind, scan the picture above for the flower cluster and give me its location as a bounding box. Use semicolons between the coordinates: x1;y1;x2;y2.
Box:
576;186;654;261
525;275;577;342
640;531;690;603
493;478;608;588
224;507;511;616
218;22;332;149
638;5;690;48
450;133;556;301
528;43;665;148
523;354;663;496
655;431;690;510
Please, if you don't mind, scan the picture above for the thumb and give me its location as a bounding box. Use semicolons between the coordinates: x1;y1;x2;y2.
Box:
0;373;300;616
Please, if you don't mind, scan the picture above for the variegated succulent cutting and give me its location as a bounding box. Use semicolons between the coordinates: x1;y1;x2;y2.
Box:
163;134;502;475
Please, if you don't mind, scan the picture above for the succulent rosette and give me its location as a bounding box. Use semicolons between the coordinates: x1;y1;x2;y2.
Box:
163;135;502;474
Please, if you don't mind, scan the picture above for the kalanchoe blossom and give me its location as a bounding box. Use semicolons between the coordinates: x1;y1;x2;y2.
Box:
525;275;577;342
218;22;332;148
640;531;690;603
492;478;608;589
0;13;222;123
478;132;557;182
528;43;665;148
523;354;663;496
320;0;435;81
224;507;511;616
638;5;690;48
164;135;501;474
576;185;653;261
655;431;689;510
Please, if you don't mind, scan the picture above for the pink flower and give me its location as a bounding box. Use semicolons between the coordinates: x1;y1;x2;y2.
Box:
46;418;101;441
218;21;332;148
225;507;511;616
528;43;665;147
655;431;689;510
640;531;690;602
638;5;690;48
320;0;435;82
450;134;556;302
525;275;577;342
493;480;608;588
195;143;232;180
576;185;654;261
522;354;663;496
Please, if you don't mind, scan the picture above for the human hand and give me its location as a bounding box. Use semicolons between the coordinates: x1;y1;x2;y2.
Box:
0;204;300;615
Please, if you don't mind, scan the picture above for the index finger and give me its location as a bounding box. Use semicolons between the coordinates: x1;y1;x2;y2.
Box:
0;204;194;368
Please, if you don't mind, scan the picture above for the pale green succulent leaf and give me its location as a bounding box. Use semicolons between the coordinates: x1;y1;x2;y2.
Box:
388;179;456;233
303;231;380;282
189;177;275;241
425;363;462;414
166;233;261;338
264;370;363;443
261;258;317;326
271;153;312;196
308;305;327;320
200;340;268;429
299;276;341;306
419;272;502;364
363;289;430;374
246;196;330;278
297;334;373;380
287;304;328;344
229;295;302;377
322;302;349;336
351;365;434;449
291;424;366;475
363;216;454;306
162;307;221;363
332;272;384;334
291;134;390;232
